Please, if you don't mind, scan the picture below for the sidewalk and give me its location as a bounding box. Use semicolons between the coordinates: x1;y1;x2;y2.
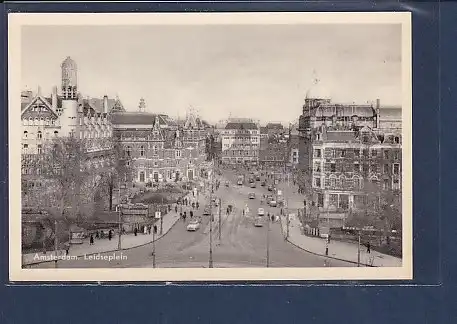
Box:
22;194;192;266
277;183;402;267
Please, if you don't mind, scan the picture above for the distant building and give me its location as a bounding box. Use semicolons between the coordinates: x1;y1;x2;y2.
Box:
288;134;300;166
221;121;260;165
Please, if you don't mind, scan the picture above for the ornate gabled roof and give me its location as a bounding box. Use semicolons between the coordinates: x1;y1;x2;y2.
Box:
21;95;59;120
112;97;125;112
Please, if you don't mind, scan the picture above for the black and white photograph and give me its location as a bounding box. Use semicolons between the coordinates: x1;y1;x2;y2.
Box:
9;13;412;281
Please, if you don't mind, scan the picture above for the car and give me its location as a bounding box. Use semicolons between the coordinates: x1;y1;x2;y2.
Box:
237;180;243;186
187;220;201;232
267;185;273;191
255;176;261;181
261;181;266;187
250;182;256;188
254;217;263;227
257;208;265;216
203;206;212;215
269;200;277;207
225;181;230;187
248;192;256;199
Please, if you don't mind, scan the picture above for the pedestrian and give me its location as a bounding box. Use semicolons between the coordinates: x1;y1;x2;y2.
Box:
175;205;178;213
180;212;183;221
192;202;195;209
242;209;245;216
168;205;171;212
95;231;99;239
148;226;151;235
196;202;199;209
65;242;70;255
108;230;112;241
134;228;138;236
271;215;274;222
90;234;94;245
154;225;158;234
366;242;371;254
190;210;194;219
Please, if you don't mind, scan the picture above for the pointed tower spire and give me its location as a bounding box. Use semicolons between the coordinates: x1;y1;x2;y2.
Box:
139;97;146;112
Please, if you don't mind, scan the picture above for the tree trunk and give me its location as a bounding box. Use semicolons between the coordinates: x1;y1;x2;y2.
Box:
108;178;114;211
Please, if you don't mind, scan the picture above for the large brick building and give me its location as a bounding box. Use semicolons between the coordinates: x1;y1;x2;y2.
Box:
111;104;211;185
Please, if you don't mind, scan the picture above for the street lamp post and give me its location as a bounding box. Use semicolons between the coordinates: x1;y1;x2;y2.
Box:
152;220;156;268
266;214;270;268
218;197;222;242
357;230;361;267
54;219;58;268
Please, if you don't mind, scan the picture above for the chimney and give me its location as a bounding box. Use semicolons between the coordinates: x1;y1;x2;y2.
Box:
51;86;58;111
103;95;108;113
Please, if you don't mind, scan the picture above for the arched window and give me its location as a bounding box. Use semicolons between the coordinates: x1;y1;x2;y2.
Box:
338;175;346;188
45;118;50;125
37;131;42;139
34;118;39;126
23;131;28;139
54;130;59;137
140;145;145;157
329;175;337;189
353;176;362;190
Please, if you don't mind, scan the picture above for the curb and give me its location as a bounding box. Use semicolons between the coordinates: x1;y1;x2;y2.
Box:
23;212;182;267
278;216;376;267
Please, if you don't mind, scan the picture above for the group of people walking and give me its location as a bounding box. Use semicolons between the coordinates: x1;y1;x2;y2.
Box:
89;229;113;245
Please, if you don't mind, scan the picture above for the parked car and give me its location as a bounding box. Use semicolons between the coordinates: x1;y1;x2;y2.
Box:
261;181;266;187
257;208;265;216
269;200;277;207
187;220;201;232
268;185;273;191
254;217;263;227
248;192;256;199
237;180;243;186
203;206;212;215
250;182;256;188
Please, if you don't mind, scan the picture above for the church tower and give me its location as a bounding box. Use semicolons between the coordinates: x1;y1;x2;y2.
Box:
60;56;79;137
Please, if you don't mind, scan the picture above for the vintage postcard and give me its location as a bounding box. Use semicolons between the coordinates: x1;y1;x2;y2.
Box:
8;12;412;282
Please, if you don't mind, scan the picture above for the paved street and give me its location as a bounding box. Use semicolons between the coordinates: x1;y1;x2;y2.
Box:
28;169;354;268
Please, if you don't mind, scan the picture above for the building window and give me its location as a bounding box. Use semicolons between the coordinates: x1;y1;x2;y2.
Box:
354;149;360;157
353;176;362;190
317;193;324;207
329;194;338;208
153;145;158;156
314;178;321;188
140;146;145;157
383;179;389;190
393;178;400;190
384;150;389;159
54;131;59;137
383;164;389;173
126;161;130;167
37;144;42;154
330;163;336;173
176;150;181;158
393;163;400;175
331;149;336;158
37;131;42;139
363;164;369;174
371;149;377;157
22;144;28;154
126;146;132;157
341;149;346;157
153;161;158;167
339;194;349;210
313;162;321;172
354;162;360;172
23;131;28;139
363;149;369;157
329;176;336;188
313;149;321;158
394;151;400;160
394;136;400;144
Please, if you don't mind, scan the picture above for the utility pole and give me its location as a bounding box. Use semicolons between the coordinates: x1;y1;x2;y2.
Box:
117;179;122;251
160;196;164;235
54;220;58;268
266;214;270;267
218;197;222;242
357;230;361;267
152;221;156;268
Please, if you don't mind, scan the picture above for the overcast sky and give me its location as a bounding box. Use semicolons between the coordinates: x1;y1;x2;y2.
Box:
21;24;402;124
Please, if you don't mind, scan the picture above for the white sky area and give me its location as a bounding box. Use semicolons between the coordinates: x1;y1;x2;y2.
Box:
21;24;402;124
